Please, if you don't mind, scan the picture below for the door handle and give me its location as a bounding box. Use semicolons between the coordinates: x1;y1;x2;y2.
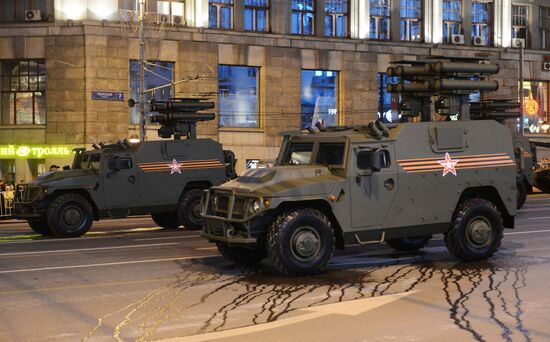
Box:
128;175;136;184
384;178;395;191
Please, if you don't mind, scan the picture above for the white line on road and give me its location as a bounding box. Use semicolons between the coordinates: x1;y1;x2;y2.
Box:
432;228;550;240
134;235;201;241
0;255;219;274
0;242;180;257
518;207;550;212
195;247;218;251
527;216;550;220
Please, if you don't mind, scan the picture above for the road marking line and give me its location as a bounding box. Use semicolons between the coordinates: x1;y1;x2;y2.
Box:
431;229;550;241
0;255;219;274
0;242;180;257
0;227;163;244
518;208;550;212
195;247;218;251
134;235;201;241
169;291;418;342
527;217;550;220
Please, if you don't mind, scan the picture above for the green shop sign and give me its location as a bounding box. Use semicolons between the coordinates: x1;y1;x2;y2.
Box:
0;145;74;158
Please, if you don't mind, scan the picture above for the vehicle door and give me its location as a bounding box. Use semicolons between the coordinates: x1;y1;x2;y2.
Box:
350;144;398;229
102;153;138;208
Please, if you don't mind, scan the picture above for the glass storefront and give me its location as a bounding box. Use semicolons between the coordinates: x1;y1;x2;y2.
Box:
301;70;338;129
521;81;549;133
218;65;260;128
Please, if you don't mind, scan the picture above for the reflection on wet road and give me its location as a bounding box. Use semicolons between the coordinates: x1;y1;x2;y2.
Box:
1;195;550;341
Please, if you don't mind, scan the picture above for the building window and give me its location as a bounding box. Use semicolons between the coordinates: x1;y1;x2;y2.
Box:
0;0;48;22
129;60;174;125
378;73;399;122
520;81;549;134
400;0;422;41
443;0;462;43
292;0;315;35
218;65;259;128
244;0;269;32
325;0;348;37
540;6;550;49
301;70;338;129
209;0;233;29
0;60;46;125
370;0;391;40
471;1;491;45
512;5;529;43
158;0;185;23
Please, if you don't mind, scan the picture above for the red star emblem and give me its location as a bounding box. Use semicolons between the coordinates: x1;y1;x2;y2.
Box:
168;159;182;174
437;152;459;177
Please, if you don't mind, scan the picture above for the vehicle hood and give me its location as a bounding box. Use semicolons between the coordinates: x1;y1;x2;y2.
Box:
27;169;99;188
221;166;343;197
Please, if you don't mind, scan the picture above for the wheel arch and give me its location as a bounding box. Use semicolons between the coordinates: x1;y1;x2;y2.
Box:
272;199;345;250
457;186;514;228
47;189;100;220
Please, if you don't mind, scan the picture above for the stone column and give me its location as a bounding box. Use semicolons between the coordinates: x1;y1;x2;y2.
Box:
234;0;245;31
273;0;292;34
391;0;401;42
316;0;326;37
530;4;541;50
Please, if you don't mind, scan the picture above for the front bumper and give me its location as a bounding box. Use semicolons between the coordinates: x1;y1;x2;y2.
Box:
12;185;46;219
201;187;265;244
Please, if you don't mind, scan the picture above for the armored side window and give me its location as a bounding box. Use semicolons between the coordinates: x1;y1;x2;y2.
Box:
90;154;101;170
108;157;133;171
79;154;90;169
357;149;391;171
316;143;345;165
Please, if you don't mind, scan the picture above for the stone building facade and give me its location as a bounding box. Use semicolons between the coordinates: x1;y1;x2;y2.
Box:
0;0;549;183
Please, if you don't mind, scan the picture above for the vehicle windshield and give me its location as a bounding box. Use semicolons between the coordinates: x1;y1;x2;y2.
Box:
281;141;345;166
75;152;101;169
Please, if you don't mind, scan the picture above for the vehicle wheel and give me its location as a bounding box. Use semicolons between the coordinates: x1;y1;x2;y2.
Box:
47;193;93;238
216;242;267;266
28;218;54;236
177;189;204;230
444;198;503;262
151;212;180;229
267;208;335;276
386;235;432;251
517;180;527;209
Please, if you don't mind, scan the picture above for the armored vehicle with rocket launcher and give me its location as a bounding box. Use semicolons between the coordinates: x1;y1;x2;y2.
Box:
14;98;236;238
201;62;517;276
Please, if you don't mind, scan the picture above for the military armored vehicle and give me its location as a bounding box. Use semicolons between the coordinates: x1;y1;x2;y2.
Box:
201;120;517;275
14;98;236;238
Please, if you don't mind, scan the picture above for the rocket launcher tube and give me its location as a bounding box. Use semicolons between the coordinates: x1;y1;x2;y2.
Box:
431;62;499;75
434;79;499;91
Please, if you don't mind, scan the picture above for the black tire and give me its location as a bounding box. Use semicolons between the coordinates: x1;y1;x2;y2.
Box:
444;198;504;262
177;189;204;230
46;193;93;238
216;242;267;266
386;235;432;251
151;212;181;229
28;218;54;236
517;180;527;209
267;208;335;276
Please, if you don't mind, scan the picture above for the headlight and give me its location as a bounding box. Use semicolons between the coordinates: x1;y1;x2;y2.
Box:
251;199;261;213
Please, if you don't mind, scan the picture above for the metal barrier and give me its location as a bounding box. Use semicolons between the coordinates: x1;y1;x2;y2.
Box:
0;191;14;219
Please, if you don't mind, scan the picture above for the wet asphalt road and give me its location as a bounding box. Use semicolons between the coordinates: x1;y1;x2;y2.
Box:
1;195;550;342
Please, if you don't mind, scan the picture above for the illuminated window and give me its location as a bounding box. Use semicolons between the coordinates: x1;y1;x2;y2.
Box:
370;0;391;40
209;0;233;29
512;5;529;43
218;65;259;128
245;0;269;32
540;6;550;49
292;0;315;35
378;73;399;122
520;81;549;133
325;0;348;37
0;60;46;125
158;0;185;23
400;0;422;41
301;70;338;129
129;60;174;125
472;1;491;45
443;0;462;43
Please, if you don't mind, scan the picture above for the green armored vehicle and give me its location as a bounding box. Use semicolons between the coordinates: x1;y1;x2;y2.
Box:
202;120;517;275
14;99;236;238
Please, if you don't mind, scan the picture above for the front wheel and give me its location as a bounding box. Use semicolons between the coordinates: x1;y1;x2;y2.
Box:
177;189;204;230
151;212;180;229
386;235;432;251
444;198;503;262
216;242;267;266
267;208;335;276
47;193;93;238
28;218;54;236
